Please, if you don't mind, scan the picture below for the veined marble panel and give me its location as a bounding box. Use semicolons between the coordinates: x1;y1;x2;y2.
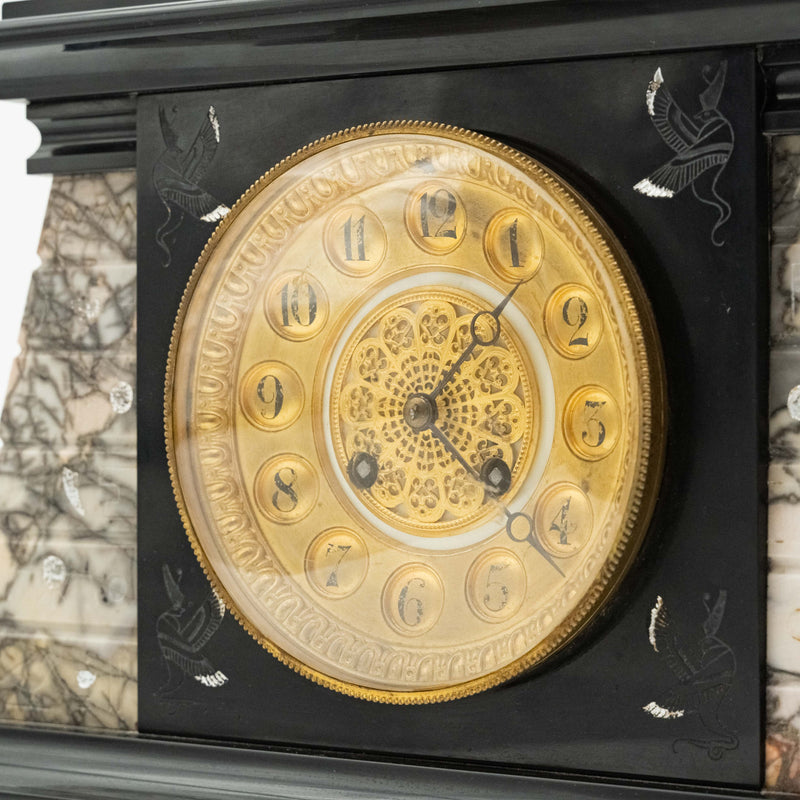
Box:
0;448;136;541
0;635;136;729
37;173;136;268
1;351;135;449
768;135;800;794
772;137;800;344
768;462;800;568
0;172;137;731
0;540;135;637
767;671;800;792
21;262;136;353
771;349;800;461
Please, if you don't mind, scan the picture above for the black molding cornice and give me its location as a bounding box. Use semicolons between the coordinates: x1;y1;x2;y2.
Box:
25;96;136;174
2;0;800;103
0;724;762;800
2;1;800;172
763;43;800;134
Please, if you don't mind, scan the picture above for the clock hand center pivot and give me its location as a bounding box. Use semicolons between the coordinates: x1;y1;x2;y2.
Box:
403;392;438;432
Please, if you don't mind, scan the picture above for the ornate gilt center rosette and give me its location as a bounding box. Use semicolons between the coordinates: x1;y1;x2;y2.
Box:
165;122;666;703
329;288;536;536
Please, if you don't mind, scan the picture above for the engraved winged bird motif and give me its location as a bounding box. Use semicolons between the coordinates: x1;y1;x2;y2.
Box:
153;105;230;267
156;564;228;695
643;592;738;759
634;64;733;246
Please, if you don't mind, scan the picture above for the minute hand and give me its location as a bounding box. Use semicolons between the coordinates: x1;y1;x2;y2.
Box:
428;421;563;577
428;281;523;402
427;422;483;486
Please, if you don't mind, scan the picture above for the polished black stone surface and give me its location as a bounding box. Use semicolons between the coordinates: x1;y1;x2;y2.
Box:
137;49;766;788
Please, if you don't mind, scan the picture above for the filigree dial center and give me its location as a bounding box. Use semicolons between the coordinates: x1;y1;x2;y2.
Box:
328;287;538;538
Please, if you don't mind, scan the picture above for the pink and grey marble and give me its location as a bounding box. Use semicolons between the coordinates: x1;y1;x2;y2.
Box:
772;137;800;344
1;352;135;450
0;172;137;731
768;135;800;794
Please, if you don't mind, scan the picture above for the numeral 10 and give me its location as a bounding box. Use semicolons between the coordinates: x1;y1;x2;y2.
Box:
281;279;318;328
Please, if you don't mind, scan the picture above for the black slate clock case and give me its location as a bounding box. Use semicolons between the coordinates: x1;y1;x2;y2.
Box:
137;48;765;788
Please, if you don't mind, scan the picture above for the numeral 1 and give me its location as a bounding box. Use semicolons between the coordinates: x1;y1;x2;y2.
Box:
508;218;521;269
343;215;367;261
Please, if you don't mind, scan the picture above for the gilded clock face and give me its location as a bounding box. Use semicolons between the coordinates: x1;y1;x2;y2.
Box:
166;122;665;703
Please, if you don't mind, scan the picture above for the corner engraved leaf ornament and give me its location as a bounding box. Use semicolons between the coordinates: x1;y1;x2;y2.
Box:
153;104;231;267
643;591;738;760
633;63;734;247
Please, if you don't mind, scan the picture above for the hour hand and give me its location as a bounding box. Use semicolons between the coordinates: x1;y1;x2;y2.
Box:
344;417;510;500
428;281;523;402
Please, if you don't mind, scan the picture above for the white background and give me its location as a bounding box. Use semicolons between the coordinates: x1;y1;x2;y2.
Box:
0;0;56;409
0;98;52;409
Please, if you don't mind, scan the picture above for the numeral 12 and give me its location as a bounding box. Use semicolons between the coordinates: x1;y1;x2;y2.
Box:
420;189;457;239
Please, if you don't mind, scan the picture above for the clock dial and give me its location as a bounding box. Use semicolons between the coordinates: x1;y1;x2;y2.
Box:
165;122;665;703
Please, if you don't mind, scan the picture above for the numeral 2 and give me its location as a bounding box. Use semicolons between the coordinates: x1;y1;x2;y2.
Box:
562;296;589;347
